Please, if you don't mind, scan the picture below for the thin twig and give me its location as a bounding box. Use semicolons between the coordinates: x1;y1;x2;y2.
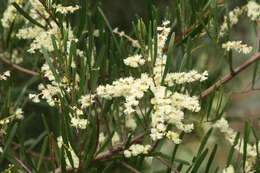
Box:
14;157;32;173
0;55;39;76
150;139;160;153
201;52;260;98
155;156;180;173
117;160;141;173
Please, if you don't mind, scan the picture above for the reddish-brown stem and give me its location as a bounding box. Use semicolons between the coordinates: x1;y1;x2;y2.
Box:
35;9;52;29
201;52;260;98
15;157;32;173
38;0;60;28
0;54;39;76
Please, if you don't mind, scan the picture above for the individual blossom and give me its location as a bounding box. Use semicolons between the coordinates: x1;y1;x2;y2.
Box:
222;41;252;54
123;54;145;68
0;118;10;126
223;165;235;173
0;70;11;80
99;132;105;144
112;132;120;146
29;93;41;103
70;114;89;129
79;94;95;109
125;115;137;130
53;4;80;14
165;131;181;144
13;108;24;120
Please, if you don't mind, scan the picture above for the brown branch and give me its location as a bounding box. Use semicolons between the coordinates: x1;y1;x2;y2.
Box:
201;52;260;98
93;52;260;167
117;160;141;173
0;55;39;76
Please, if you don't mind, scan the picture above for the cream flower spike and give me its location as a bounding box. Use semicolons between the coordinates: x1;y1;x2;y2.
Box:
222;41;252;54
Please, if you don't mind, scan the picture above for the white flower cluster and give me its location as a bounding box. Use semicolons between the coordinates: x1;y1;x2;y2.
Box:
41;63;56;81
150;86;199;141
57;136;79;168
124;144;151;158
149;21;202;141
1;0;23;28
13;108;24;120
165;131;181;144
1;5;18;28
123;54;145;68
165;70;208;86
30;62;80;107
95;21;206;146
96;73;152;115
222;165;234;173
68;107;89;129
152;21;171;85
13;0;78;54
222;41;252;54
0;70;10;80
214;118;259;172
53;4;80;14
125;115;137;130
70;115;88;129
29;83;61;106
219;1;260;38
247;1;260;21
0;108;24;126
79;94;96;109
219;7;243;37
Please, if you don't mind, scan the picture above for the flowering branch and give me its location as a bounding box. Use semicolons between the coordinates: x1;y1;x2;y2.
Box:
93;52;260;164
201;52;260;98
